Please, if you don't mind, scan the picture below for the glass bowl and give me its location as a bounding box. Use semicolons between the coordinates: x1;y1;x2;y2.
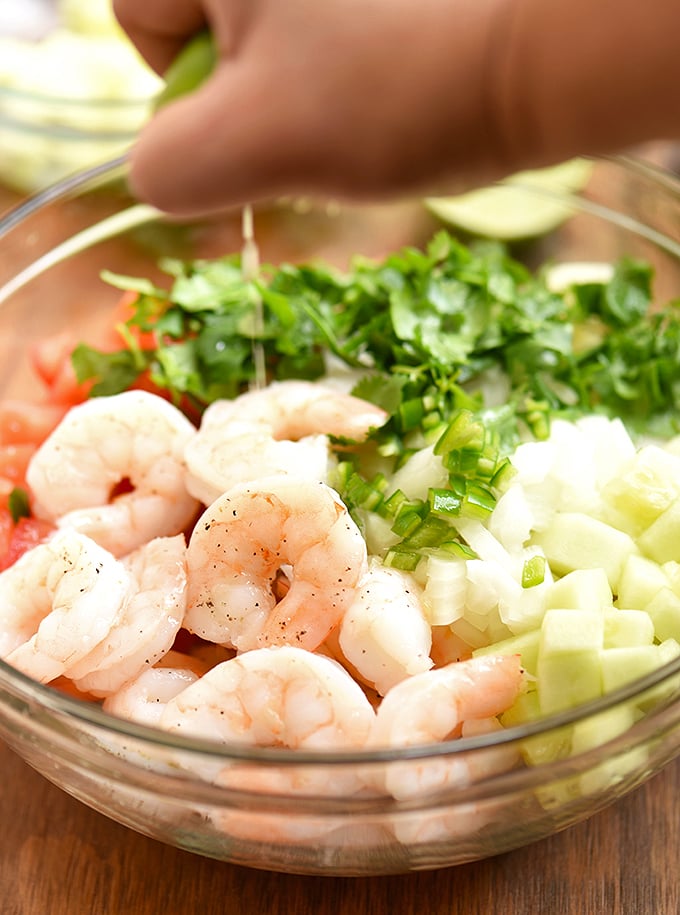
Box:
1;156;680;877
0;6;161;193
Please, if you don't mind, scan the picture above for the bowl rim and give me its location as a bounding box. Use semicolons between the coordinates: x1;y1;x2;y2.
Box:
2;153;680;767
4;648;680;765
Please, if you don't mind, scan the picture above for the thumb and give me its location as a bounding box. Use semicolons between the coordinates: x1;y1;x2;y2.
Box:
128;60;316;216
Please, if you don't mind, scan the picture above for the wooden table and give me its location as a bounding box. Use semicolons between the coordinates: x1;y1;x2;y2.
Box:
1;739;678;915
2;163;680;915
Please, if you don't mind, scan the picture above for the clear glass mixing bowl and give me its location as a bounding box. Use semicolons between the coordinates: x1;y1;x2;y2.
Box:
1;156;680;876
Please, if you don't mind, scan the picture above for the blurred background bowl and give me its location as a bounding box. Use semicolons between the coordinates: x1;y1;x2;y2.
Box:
0;0;161;193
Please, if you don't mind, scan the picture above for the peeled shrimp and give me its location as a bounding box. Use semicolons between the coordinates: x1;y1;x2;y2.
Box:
103;665;201;727
336;559;433;696
184;380;387;504
68;535;188;697
1;529;132;683
370;654;523;799
390;717;521;846
26;390;199;557
159;645;376;751
159;646;376;803
184;476;368;652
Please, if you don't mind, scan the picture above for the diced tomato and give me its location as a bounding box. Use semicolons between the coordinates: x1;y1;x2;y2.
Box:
29;331;92;405
0;443;36;486
0;507;13;557
0;400;68;446
44;359;93;406
29;290;161;406
0;477;17;513
0;515;55;571
29;331;77;388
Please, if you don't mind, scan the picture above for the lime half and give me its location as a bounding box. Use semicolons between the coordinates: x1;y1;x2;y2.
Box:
425;158;594;240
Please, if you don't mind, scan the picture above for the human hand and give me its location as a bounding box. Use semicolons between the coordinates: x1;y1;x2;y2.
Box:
114;0;524;215
114;0;680;217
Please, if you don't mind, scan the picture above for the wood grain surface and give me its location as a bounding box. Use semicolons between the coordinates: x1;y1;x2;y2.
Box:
1;740;678;915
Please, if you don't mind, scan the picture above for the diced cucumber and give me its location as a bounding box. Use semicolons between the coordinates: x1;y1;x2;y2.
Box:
500;690;573;766
661;560;680;597
544;568;613;613
601;445;680;535
635;638;680;712
637;496;680;564
537;609;604;715
473;629;541;676
644;587;680;642
533;512;638;591
570;705;646;798
500;687;540;728
570;704;637;754
616;554;668;610
600;645;662;693
603;608;655;648
658;637;680;662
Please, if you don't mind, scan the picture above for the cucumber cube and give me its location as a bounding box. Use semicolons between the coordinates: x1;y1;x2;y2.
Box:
644;587;680;642
501;690;573;765
533;512;638;591
637;638;680;712
570;705;637;754
638;496;680;564
600;445;680;534
661;560;680;596
603;608;655;648
616;554;668;610
537;608;604;715
600;645;662;692
500;687;541;728
544;568;613;613
570;705;646;798
658;637;680;662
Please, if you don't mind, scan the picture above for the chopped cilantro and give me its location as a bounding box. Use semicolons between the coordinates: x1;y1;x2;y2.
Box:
70;229;680;564
8;487;30;524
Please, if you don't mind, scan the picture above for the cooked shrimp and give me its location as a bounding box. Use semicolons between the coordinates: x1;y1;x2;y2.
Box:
184;380;387;504
370;654;523;799
158;647;375;811
103;664;201;727
68;535;188;697
336;559;433;696
159;645;376;751
184;476;368;652
391;718;521;845
1;529;132;683
25;390;199;557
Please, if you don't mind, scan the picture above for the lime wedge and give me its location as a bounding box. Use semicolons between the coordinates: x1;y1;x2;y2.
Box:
154;30;216;110
425;158;594;240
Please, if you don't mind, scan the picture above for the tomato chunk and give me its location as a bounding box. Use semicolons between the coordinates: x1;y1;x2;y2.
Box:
0;400;68;446
30;331;92;405
0;443;36;487
0;515;55;571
